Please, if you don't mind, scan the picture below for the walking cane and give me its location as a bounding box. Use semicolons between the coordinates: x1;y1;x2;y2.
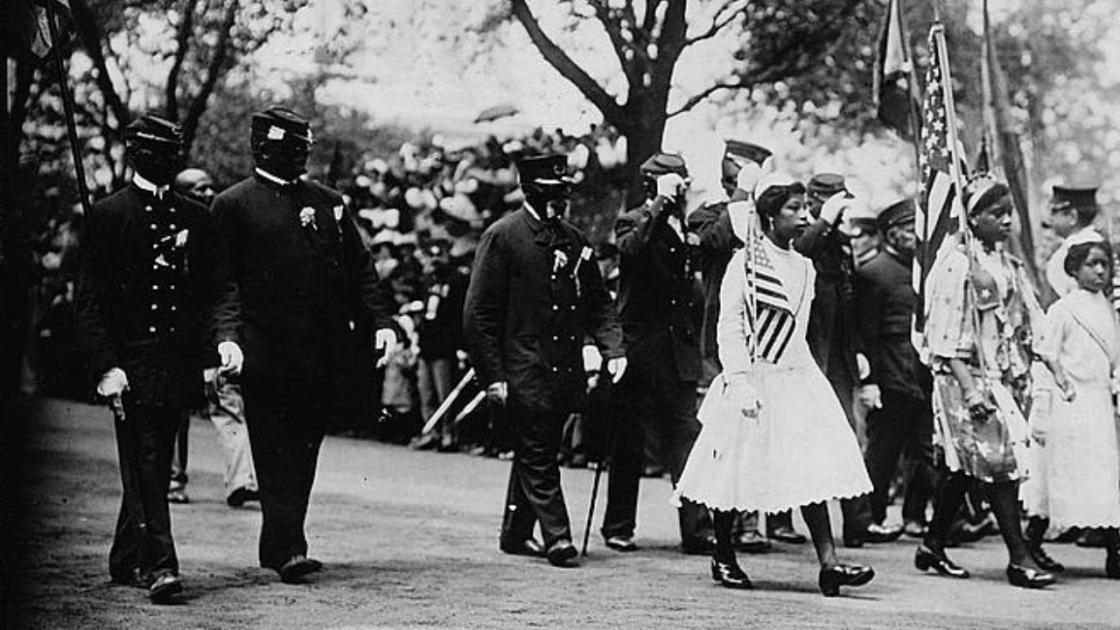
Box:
111;394;148;567
580;380;616;557
420;367;476;436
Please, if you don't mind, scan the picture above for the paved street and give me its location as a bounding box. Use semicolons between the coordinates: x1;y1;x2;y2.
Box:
6;398;1120;629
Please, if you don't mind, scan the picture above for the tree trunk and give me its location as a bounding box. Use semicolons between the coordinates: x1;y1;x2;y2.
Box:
613;95;667;209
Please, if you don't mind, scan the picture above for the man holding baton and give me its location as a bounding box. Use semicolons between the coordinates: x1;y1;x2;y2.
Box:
75;114;212;603
464;153;625;568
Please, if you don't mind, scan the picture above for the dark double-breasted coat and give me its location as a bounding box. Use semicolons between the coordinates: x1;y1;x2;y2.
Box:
209;173;396;569
463;206;623;412
602;198;709;546
464;205;623;549
74;181;213;583
853;248;936;525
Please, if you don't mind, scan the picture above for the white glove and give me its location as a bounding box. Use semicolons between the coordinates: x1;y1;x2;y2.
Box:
217;341;244;375
656;173;687;200
96;367;129;398
486;381;508;406
735;161;764;197
856;353;871;380
606;356;628;384
203;367;219;384
819;191;851;225
726;375;761;419
857;384;883;409
375;328;399;368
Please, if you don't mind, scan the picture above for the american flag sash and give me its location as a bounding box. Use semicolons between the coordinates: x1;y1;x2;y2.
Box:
743;233;797;364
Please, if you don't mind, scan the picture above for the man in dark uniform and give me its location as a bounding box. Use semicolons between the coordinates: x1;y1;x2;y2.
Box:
464;153;625;568
688;140;795;550
853;199;937;539
600;152;709;553
75;114;211;603
209;107;399;583
792;173;890;547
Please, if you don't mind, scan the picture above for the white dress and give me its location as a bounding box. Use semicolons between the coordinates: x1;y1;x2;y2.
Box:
1023;289;1120;529
674;240;872;513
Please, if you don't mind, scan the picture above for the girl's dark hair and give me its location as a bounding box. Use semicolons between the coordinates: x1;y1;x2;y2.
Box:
1064;240;1112;278
756;181;806;231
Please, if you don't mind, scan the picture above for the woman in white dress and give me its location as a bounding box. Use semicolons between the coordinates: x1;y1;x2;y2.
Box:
1025;240;1120;578
674;176;874;597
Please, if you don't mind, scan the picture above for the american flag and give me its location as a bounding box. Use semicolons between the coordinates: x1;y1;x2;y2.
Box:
915;23;968;328
743;232;796;364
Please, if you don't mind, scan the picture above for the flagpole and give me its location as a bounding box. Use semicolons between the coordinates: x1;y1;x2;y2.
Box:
45;2;93;217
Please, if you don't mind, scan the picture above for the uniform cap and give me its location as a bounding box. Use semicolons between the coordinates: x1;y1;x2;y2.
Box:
723;140;771;166
807;173;846;198
516;153;573;186
251;107;313;144
125;114;182;148
1051;184;1098;210
639;152;689;178
876;198;915;232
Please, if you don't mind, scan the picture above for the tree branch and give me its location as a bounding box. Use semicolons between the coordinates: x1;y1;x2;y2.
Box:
588;0;637;85
69;0;130;127
650;0;686;93
165;0;201;123
666;80;743;117
642;0;661;35
181;0;237;153
511;0;626;123
685;0;746;47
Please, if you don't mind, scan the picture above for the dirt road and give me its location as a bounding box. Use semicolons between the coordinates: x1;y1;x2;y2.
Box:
5;398;1120;629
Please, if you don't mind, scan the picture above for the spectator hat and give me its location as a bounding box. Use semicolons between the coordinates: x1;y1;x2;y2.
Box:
639;152;689;179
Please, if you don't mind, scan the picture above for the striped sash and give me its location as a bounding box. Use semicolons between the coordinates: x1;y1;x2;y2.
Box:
744;233;797;363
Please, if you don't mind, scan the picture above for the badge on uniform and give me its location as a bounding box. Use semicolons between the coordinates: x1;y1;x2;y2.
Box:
300;206;317;231
153;229;190;269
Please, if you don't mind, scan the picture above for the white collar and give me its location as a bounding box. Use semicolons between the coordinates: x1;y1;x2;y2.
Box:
254;167;298;186
524;202;541;222
133;173;168;198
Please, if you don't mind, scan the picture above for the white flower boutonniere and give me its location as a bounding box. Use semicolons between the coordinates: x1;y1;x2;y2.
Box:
299;206;317;231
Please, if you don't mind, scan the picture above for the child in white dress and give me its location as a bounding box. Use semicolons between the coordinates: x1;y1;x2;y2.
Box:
674;175;874;597
1026;241;1120;578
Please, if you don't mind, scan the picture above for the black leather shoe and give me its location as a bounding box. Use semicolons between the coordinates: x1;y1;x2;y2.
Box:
819;564;875;597
167;488;190;504
710;559;752;589
842;536;864;549
1077;529;1109;548
277;555;319;583
681;536;716;555
1028;544;1065;573
226;487;259;507
148;572;183;603
500;537;546;558
863;523;904;544
1006;563;1055;589
914;545;970;579
546;540;579;568
604;535;638;552
767;525;807;544
819;560;878;596
735;530;771;553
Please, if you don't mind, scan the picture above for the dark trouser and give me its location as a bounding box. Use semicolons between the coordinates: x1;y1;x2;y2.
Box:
601;375;708;545
241;380;325;570
109;401;181;582
863;389;937;525
822;363;872;539
500;403;572;549
417;357;456;441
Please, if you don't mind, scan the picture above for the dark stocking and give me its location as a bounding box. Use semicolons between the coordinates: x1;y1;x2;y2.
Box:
924;471;969;552
987;480;1033;567
713;509;738;563
800;501;838;568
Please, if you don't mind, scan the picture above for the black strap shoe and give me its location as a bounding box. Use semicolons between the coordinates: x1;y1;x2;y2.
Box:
710;559;752;589
914;545;970;579
277;555;319;583
819;563;875;597
1006;563;1055;589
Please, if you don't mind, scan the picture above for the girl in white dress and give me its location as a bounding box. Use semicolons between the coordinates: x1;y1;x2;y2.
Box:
674;177;874;597
1026;241;1120;578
